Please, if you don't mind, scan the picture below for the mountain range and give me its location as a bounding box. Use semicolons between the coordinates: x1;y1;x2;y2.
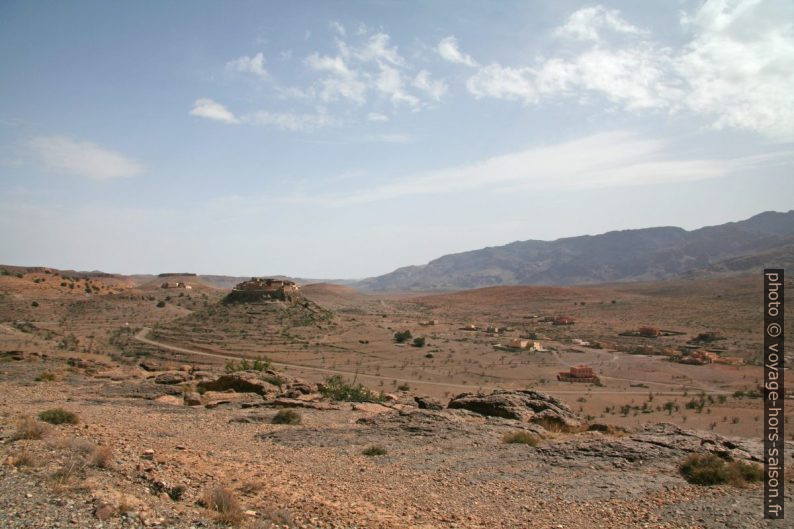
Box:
354;210;794;291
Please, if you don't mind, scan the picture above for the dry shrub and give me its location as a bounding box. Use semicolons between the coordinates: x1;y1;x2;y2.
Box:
34;371;56;382
51;454;87;487
12;416;49;440
679;453;764;487
38;408;79;425
271;410;301;425
262;506;295;527
251;507;296;528
362;445;387;456
502;431;539;446
11;450;36;468
532;416;581;434
587;423;627;436
238;480;264;495
203;485;243;526
168;484;186;501
90;446;114;469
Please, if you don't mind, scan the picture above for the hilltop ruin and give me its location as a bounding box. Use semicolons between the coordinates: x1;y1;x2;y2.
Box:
223;277;300;303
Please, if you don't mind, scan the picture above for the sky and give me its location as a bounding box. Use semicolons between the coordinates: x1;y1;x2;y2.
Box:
0;0;793;279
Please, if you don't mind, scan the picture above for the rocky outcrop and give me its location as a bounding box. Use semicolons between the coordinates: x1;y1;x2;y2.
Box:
196;372;280;396
153;372;188;385
414;395;443;410
101;381;182;400
279;379;317;399
630;422;763;462
447;390;581;428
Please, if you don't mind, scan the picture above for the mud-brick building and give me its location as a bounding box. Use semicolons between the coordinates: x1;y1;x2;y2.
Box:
224;277;300;303
557;365;599;383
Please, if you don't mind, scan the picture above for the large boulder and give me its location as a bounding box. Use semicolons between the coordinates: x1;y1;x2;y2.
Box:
154;371;188;385
196;372;280;396
447;390;580;428
414;395;443;410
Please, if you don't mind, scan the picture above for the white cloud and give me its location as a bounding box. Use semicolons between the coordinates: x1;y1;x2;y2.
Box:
367;112;389;122
437;36;479;67
467;48;679;111
329;21;346;36
555;6;643;41
305;53;351;77
225;52;268;79
188;98;332;131
464;1;794;140
349;32;405;66
356;133;413;143
676;0;794;140
189;98;240;124
375;65;419;107
467;64;537;103
247;110;334;132
536;46;683;110
305;53;367;103
308;131;785;205
413;70;447;101
294;28;450;114
29;136;142;181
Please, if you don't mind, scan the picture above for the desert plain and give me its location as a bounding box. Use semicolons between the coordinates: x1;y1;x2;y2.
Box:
0;266;791;529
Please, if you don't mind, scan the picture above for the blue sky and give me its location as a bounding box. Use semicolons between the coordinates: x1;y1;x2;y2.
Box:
1;0;792;278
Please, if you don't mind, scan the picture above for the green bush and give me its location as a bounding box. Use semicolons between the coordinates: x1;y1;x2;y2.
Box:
38;408;79;425
224;358;271;373
412;337;426;347
679;454;763;486
502;431;539;446
320;375;386;403
34;371;56;382
156;300;166;308
393;330;412;343
362;445;387;456
31;301;39;307
271;409;302;425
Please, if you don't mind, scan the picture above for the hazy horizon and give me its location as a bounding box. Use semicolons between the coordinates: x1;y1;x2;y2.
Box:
0;207;790;279
2;1;793;278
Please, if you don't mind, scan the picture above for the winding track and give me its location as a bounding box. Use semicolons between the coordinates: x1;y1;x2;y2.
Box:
133;327;727;396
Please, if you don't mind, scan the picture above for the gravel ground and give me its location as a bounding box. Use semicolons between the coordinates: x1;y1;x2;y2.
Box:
1;355;792;529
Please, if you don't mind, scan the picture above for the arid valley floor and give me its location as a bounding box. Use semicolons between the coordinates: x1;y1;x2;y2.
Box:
0;267;791;528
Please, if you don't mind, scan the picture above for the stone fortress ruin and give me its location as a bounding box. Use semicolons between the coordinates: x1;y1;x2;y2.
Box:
224;277;300;303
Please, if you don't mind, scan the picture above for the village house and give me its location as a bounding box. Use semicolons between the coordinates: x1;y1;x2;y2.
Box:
557;365;599;383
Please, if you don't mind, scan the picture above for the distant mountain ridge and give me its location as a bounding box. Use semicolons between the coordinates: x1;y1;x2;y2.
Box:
355;210;794;291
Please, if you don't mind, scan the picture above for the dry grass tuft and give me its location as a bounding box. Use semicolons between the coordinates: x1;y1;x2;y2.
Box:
532;416;581;434
679;453;764;487
90;445;114;469
51;454;87;487
203;485;243;526
11;449;36;468
238;480;264;495
502;431;539;446
34;371;56;382
362;445;387;456
12;416;50;440
271;409;301;425
250;507;296;528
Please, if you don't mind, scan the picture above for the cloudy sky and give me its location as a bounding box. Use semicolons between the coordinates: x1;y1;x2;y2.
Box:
1;0;792;278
